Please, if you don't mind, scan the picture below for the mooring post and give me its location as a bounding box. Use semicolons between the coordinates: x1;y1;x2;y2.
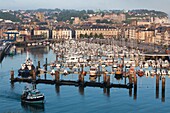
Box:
55;84;60;95
81;64;84;72
32;70;36;81
38;61;40;68
103;87;106;94
133;75;137;100
134;75;137;87
156;74;159;99
10;70;14;82
103;72;107;84
106;75;110;87
81;72;86;83
98;75;100;82
162;77;165;102
129;73;132;97
79;86;84;95
129;73;132;85
78;74;82;82
45;58;47;71
56;54;58;62
55;71;60;83
107;87;110;97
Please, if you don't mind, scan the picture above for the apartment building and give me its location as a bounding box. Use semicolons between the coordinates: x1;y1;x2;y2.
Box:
75;26;119;39
52;27;72;39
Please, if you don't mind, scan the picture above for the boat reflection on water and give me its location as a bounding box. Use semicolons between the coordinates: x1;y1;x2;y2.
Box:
21;102;45;112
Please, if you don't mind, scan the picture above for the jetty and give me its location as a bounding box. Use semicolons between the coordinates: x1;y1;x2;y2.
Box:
10;69;134;90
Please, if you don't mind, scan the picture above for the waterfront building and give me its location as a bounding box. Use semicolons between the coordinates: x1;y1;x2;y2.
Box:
124;27;136;40
52;27;72;39
136;29;155;43
33;27;50;39
75;25;119;39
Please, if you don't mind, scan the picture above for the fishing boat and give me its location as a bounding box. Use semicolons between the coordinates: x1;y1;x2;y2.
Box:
21;86;45;104
18;52;35;77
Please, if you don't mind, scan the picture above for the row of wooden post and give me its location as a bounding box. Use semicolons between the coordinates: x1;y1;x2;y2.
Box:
156;74;165;102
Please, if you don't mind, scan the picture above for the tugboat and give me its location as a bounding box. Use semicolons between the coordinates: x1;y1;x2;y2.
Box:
18;52;35;77
21;86;45;104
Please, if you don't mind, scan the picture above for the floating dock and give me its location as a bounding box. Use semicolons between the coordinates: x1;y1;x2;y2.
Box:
10;70;133;89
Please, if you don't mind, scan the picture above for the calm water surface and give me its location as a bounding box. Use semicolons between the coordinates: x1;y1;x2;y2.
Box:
0;46;170;113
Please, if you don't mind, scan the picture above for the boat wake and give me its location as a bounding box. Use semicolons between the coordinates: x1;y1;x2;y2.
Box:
0;90;21;101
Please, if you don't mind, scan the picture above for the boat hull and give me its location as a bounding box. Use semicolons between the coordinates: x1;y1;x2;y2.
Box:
21;96;45;104
115;73;123;79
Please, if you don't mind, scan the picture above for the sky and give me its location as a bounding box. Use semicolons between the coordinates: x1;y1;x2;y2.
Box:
1;0;170;14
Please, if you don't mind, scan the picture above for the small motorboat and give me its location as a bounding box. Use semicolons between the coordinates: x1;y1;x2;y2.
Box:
89;66;97;77
21;86;45;104
18;57;35;77
168;70;170;76
18;52;35;77
137;69;144;77
145;69;150;77
150;70;156;77
115;67;123;79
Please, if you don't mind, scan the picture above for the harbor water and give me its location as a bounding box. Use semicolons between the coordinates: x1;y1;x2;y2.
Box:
0;46;170;113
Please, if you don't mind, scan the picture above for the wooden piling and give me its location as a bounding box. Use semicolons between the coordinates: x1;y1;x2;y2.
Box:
103;87;107;94
156;74;159;99
103;72;107;83
124;76;127;85
38;61;40;68
78;74;82;82
55;84;60;95
45;58;47;70
32;70;36;81
55;71;60;82
129;73;132;85
79;86;84;95
129;88;132;97
106;75;110;87
129;71;133;97
81;74;84;83
81;64;84;72
133;75;137;100
98;75;100;82
107;88;110;97
10;70;14;82
134;75;137;87
56;54;58;62
162;77;165;102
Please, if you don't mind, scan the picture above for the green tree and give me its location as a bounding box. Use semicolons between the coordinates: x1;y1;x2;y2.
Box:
96;19;101;23
99;33;104;39
94;33;98;38
84;33;88;38
89;33;93;38
80;34;84;38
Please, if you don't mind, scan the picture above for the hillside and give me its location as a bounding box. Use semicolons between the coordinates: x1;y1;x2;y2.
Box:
0;11;21;22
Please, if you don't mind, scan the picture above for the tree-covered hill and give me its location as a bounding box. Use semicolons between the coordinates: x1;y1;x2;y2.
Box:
0;11;21;22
